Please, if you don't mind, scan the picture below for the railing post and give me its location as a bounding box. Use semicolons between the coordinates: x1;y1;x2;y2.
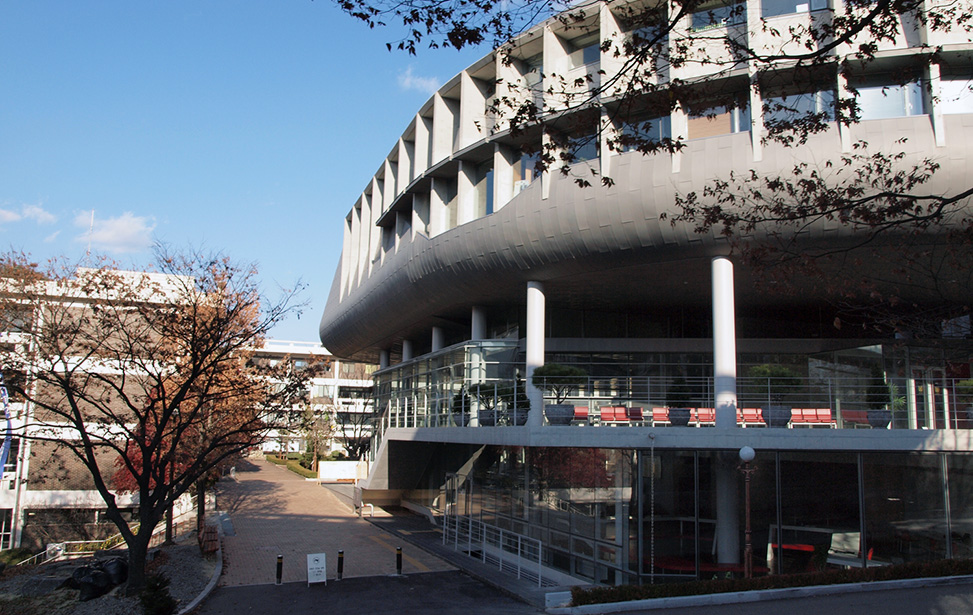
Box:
517;535;522;579
538;541;543;587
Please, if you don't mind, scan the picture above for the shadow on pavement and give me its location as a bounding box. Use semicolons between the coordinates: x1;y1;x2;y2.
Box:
194;570;543;615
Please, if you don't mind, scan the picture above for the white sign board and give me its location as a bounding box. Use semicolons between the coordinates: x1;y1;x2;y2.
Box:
307;553;327;586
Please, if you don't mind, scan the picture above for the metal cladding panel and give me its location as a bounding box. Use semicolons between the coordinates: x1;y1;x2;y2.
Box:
320;117;970;360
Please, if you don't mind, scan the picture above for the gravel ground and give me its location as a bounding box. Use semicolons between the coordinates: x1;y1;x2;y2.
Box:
0;539;217;615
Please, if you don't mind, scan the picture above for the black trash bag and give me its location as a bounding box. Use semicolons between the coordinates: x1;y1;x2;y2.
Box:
77;569;112;601
67;564;97;590
102;557;128;585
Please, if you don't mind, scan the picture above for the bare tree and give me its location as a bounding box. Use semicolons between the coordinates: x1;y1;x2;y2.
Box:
0;248;308;592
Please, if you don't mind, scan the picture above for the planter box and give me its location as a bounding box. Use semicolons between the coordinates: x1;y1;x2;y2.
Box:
545;404;574;425
668;407;692;427
762;405;792;428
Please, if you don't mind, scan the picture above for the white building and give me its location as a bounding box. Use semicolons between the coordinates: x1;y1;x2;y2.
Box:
318;0;973;586
254;340;376;458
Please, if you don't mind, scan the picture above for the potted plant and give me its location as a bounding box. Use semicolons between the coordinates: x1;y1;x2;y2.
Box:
665;377;694;427
470;381;503;426
532;363;587;425
504;377;530;426
748;364;800;427
866;372;905;429
450;387;472;426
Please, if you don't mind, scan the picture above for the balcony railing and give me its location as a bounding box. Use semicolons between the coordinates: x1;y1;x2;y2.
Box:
374;374;973;433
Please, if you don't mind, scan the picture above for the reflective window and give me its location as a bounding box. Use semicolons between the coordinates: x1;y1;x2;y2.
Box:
863;452;948;564
688;102;751;138
939;78;973;114
763;89;835;125
692;0;746;30
762;0;828;18
617;116;671;153
855;80;924;119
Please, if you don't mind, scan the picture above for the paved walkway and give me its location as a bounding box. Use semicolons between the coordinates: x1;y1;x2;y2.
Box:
214;458;454;586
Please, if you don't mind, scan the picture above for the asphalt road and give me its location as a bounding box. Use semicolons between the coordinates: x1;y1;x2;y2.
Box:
193;570;544;615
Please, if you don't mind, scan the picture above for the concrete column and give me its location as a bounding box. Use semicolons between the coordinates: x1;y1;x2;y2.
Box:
713;257;738;429
713;256;741;566
379;349;390;370
471;306;487;341
715;453;740;565
431;326;445;352
402;340;414;362
526;282;546;428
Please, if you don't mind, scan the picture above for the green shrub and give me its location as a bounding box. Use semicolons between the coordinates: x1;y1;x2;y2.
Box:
285;459;318;478
264;455;287;465
570;558;973;606
140;573;177;615
0;547;35;566
299;452;319;470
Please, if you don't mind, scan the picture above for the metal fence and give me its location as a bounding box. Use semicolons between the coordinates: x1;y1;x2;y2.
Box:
441;512;555;587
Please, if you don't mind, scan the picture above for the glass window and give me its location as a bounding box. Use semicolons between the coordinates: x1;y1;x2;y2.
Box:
940;77;973;115
688;102;751;138
763;0;828;18
617;116;671;153
856;80;924;120
475;160;494;217
568;31;601;69
1;439;18;474
863;452;947;564
692;0;746;30
569;133;599;164
947;454;973;559
777;452;860;574
763;89;835;128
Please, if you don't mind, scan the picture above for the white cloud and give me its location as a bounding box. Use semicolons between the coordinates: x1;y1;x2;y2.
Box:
397;66;441;96
0;203;57;226
44;230;61;243
74;211;155;254
22;204;56;224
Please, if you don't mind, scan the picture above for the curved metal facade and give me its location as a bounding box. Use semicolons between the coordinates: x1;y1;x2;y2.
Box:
319;0;973;362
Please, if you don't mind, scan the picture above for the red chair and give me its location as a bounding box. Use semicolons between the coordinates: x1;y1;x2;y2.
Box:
740;408;763;426
627;406;645;425
600;406;628;425
652;407;669;424
573;406;590;424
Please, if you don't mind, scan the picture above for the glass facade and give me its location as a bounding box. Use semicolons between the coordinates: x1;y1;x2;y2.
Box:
428;445;973;586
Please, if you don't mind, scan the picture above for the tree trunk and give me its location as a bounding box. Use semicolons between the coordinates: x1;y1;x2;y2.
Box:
125;526;153;594
165;504;173;544
164;462;174;544
196;477;207;534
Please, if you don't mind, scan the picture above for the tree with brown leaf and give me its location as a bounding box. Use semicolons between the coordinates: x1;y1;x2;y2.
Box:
0;247;308;592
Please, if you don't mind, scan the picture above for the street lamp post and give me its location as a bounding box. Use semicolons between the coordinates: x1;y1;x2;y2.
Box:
739;446;755;579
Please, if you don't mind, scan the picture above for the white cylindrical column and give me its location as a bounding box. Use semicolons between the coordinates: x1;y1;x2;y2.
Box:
379;349;390;370
715;453;740;565
431;326;445;352
526;282;546;428
402;340;414;362
471;306;487;341
713;257;738;429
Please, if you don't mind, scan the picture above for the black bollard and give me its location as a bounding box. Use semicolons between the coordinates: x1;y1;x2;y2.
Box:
337;550;344;581
276;554;283;585
396;546;402;575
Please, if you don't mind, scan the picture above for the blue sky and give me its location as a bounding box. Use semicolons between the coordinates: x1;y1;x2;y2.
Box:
0;1;486;344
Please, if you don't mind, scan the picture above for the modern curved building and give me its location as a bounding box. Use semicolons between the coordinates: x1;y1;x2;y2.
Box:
320;0;973;589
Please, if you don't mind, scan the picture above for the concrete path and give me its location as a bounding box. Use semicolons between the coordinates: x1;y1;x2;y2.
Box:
214;458;454;586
